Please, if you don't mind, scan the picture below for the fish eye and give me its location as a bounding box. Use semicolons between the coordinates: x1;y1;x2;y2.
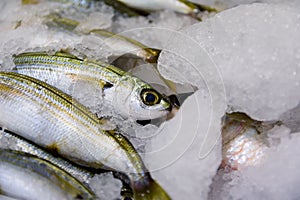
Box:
141;89;161;106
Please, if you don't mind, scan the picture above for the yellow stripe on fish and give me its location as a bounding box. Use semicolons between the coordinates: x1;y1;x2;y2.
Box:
0;149;95;200
13;52;171;120
0;127;94;184
116;0;217;15
0;72;170;200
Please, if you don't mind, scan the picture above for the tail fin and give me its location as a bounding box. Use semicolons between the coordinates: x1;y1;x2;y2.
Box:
133;179;171;200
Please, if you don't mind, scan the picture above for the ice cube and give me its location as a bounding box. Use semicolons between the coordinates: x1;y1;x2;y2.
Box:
88;173;122;200
158;3;300;121
144;90;223;200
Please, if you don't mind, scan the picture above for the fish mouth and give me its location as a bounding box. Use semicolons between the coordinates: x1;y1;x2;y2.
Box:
162;94;180;120
168;94;181;109
163;94;181;120
163;94;180;111
160;96;172;113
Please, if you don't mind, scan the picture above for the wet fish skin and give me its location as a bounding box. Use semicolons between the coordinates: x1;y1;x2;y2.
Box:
89;29;161;63
0;72;170;199
44;13;161;63
116;0;217;15
0;127;94;184
0;149;95;200
44;0;216;17
102;0;150;17
221;113;279;170
0;128;134;199
13;52;171;120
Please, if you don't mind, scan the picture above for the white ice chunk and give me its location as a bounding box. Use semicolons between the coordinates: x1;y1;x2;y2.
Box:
112;10;197;48
0;0;116;68
144;90;223;200
76;11;113;32
280;102;300;132
88;173;122;200
158;3;300;121
220;131;300;200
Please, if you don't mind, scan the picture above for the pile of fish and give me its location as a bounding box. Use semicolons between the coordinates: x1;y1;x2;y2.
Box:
0;0;284;199
0;52;172;199
0;0;217;199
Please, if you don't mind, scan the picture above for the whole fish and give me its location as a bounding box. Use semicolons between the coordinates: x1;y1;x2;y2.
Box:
40;0;216;17
44;13;161;63
0;150;95;200
40;0;148;16
13;52;171;120
89;29;161;63
115;0;217;15
0;72;170;200
0;127;93;184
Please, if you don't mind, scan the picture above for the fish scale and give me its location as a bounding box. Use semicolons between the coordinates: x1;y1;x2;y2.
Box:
0;72;139;173
13;52;171;120
0;72;170;200
0;127;94;184
0;150;95;200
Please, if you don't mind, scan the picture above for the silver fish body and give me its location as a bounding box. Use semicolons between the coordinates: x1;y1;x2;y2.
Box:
44;13;161;62
13;52;171;120
0;127;93;184
221;113;277;170
0;150;95;200
0;72;170;199
116;0;217;14
89;29;161;63
117;0;195;14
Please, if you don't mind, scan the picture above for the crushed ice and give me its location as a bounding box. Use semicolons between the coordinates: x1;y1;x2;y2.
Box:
0;0;300;199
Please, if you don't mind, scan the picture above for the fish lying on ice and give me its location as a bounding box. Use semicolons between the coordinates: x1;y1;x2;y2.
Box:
0;149;95;200
115;0;217;15
44;13;180;96
221;112;280;170
89;29;161;63
44;13;161;63
29;0;216;17
13;52;172;120
0;127;135;199
0;72;170;200
0;127;94;184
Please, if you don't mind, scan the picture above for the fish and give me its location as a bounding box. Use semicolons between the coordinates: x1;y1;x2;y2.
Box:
0;149;95;200
102;0;150;17
0;127;135;199
32;0;217;18
13;52;171;120
45;0;148;16
115;0;217;15
221;112;280;170
22;0;39;5
89;29;161;63
44;13;161;63
0;127;94;184
0;72;170;199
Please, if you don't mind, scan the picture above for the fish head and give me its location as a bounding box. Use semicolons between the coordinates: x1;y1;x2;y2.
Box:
136;86;171;119
113;76;172;120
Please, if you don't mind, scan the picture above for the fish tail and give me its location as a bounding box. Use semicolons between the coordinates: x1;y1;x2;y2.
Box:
133;176;171;200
